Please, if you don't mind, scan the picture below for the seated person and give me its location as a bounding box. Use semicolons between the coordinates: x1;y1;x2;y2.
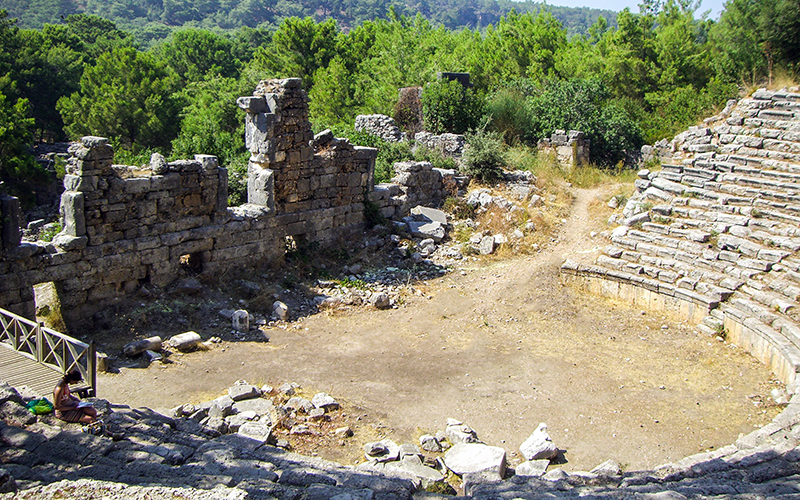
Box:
53;369;97;424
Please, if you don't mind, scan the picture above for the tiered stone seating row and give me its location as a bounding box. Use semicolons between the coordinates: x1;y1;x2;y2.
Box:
563;88;800;388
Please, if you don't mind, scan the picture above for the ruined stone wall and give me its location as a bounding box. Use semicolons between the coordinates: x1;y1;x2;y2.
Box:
0;135;287;324
371;161;458;219
241;79;376;237
0;78;383;325
538;129;590;168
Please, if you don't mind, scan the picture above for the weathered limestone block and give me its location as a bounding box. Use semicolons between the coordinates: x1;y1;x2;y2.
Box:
123;336;162;357
150;153;168;175
170;331;203;352
63;174;98;192
248;163;275;210
194;154;219;172
51;234;88;251
236;96;268;114
33;282;68;333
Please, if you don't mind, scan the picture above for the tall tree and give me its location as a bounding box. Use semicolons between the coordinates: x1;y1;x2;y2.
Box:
711;0;799;84
0;89;48;205
171;75;248;165
152;28;241;84
57;47;182;150
249;17;339;88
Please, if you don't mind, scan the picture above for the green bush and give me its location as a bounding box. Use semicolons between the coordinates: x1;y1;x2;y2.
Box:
462;128;505;183
38;222;62;242
642;79;738;143
485;81;535;144
421;79;484;135
227;154;249;206
527;78;644;166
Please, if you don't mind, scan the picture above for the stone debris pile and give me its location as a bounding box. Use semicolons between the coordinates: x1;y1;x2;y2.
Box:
170;380;344;446
413;131;467;161
352;114;467;163
354;114;405;143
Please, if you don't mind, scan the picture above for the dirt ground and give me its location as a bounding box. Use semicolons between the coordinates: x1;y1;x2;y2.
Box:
98;187;783;473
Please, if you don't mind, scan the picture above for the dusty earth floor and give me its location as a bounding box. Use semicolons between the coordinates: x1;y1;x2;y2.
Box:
97;187;783;473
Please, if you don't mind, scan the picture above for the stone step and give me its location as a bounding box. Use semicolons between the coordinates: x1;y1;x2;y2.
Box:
726;145;800;163
739;283;797;314
766;277;800;302
762;158;800;174
563;260;720;309
751;89;800;102
721;172;800;194
605;244;744;292
718;303;800;362
728;294;783;326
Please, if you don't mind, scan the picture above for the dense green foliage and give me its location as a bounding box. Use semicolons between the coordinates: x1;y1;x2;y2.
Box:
57;47;183;150
0;0;798;205
462;128;505;182
422;79;484;134
1;0;618;38
0;90;48;204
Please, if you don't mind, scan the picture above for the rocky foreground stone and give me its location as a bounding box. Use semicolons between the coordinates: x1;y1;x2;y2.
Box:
2;375;800;499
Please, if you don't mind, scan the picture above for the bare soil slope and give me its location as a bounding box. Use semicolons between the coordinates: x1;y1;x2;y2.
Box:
99;187;782;472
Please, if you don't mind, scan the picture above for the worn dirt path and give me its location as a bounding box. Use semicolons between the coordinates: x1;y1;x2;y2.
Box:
99;187;781;472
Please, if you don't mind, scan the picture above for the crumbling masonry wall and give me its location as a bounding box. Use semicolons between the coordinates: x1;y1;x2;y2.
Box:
0;78;452;326
538;129;590;169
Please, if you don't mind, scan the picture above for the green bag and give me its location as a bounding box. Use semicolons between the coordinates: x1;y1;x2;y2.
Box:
26;398;54;415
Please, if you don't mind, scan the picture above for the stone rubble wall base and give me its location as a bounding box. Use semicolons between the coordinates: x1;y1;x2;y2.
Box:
538;130;591;170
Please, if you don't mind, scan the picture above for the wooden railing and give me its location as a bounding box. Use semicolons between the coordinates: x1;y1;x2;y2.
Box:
0;307;96;397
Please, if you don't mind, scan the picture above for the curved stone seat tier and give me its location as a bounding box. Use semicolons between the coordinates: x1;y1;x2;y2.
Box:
559;88;800;496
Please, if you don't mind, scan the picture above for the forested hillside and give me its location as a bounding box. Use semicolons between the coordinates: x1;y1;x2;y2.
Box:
0;0;798;206
1;0;617;41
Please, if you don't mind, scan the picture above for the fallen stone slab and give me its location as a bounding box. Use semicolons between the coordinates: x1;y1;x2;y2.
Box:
232;398;275;418
169;331;202;352
232;310;249;332
311;393;339;411
370;292;391;309
591;459;622;476
273;301;289;321
123;336;162;357
419;434;442;452
389;456;444;487
407;221;445;242
479;236;496;255
237;421;273;444
411;206;447;224
443;442;507;477
365;439;400;462
228;383;261;402
446;419;479;444
519;423;558;461
284;397;314;414
515;459;550;477
543;468;569;481
198;395;235;415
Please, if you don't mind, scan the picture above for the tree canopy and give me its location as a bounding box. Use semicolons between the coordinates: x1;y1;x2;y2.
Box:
0;0;797;202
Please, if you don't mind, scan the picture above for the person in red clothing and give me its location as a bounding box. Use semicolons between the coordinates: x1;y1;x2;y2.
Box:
53;369;97;424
